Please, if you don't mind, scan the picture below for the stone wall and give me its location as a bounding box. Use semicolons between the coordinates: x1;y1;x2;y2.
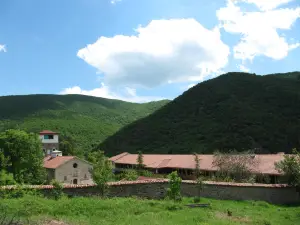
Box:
2;180;299;205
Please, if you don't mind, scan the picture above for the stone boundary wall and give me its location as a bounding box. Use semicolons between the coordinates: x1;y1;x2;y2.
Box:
1;180;299;205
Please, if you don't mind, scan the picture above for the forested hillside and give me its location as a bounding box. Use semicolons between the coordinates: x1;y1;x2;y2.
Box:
0;94;169;154
99;72;300;156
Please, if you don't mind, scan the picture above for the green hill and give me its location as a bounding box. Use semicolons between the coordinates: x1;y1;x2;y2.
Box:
99;72;300;156
0;94;169;154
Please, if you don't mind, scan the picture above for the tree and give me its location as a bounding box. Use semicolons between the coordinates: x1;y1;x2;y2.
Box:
88;151;113;196
167;171;182;202
212;150;258;183
275;149;300;187
59;136;77;156
194;153;201;178
136;151;144;173
0;130;46;184
193;153;203;202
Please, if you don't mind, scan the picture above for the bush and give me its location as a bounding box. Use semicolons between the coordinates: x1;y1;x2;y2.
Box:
0;170;16;186
166;171;182;202
50;180;64;200
275;149;300;187
88;151;114;197
0;185;26;199
139;170;153;177
116;169;138;181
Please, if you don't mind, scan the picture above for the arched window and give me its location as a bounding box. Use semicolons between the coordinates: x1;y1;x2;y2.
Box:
73;179;78;184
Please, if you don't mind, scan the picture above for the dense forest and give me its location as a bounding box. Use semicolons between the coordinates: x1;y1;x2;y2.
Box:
0;94;169;154
99;72;300;156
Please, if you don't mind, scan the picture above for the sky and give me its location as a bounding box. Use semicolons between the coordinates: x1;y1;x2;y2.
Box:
0;0;299;103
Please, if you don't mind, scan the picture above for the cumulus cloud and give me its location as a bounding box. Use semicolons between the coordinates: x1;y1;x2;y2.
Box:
217;0;300;61
237;64;250;72
59;83;166;103
238;0;294;11
0;45;6;52
77;19;230;88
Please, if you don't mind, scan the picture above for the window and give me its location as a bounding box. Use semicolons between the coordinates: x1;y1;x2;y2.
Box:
73;179;78;184
73;163;78;168
84;174;87;179
64;176;67;181
44;135;54;140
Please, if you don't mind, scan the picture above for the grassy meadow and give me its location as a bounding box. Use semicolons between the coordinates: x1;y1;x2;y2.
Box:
1;196;299;225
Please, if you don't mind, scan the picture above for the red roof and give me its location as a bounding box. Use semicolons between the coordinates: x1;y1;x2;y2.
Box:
39;130;58;135
110;153;289;175
44;156;74;169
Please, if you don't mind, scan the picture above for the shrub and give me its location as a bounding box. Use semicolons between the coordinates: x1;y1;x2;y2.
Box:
121;169;139;181
139;170;153;177
88;151;114;197
275;149;300;187
166;171;182;202
0;170;16;186
50;180;64;200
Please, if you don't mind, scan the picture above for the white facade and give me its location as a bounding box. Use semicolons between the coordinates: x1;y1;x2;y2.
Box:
39;134;59;144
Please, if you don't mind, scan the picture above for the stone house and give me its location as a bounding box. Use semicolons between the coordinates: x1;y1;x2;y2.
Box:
44;155;94;185
40;130;94;185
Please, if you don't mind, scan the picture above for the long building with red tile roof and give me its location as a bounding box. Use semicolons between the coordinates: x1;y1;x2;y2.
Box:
109;152;288;183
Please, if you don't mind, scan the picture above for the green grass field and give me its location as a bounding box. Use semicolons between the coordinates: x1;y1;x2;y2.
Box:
1;196;299;225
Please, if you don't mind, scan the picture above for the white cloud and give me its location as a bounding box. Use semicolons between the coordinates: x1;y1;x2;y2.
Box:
0;45;6;52
237;64;250;72
217;1;300;61
187;83;196;89
60;83;166;103
239;0;294;11
77;18;230;88
110;0;121;4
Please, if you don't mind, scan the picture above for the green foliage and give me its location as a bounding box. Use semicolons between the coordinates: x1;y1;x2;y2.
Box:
0;170;16;185
0;205;25;225
116;169;138;181
88;151;113;196
193;153;203;202
59;135;79;156
0;94;169;156
194;153;201;178
0;196;300;225
0;129;46;184
138;169;154;177
275;149;300;187
167;171;182;202
100;72;300;155
136;151;144;171
0;185;26;199
50;179;64;200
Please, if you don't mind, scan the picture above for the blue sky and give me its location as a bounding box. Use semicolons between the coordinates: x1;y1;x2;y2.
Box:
0;0;299;102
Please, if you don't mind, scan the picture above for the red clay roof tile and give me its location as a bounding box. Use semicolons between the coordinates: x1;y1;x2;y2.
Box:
39;130;58;135
44;156;74;169
109;153;289;175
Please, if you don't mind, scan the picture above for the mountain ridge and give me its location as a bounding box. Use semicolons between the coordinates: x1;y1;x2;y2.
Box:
0;94;169;154
99;71;300;156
